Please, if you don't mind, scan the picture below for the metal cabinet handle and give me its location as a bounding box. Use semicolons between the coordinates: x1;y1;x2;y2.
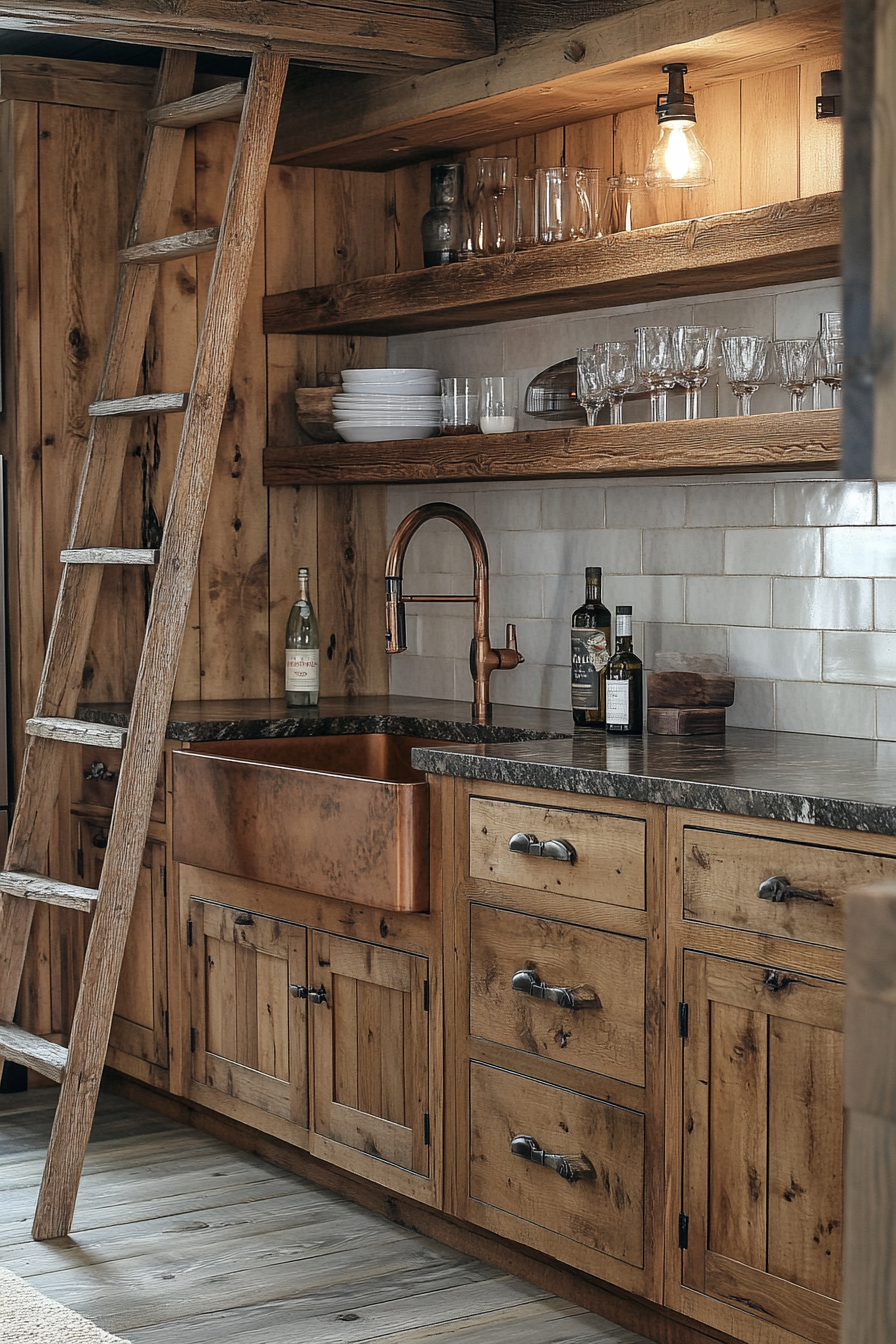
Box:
508;832;576;864
91;831;108;849
308;985;328;1005
233;913;254;926
511;968;601;1011
758;875;829;905
84;760;116;782
510;1134;595;1184
289;984;307;999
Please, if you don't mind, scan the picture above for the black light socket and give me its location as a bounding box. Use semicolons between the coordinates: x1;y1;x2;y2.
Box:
655;63;697;125
816;68;842;119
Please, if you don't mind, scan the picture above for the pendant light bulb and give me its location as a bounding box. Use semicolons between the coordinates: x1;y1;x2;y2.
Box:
645;63;713;188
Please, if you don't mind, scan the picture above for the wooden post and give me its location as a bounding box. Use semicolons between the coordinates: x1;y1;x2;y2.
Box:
842;883;896;1340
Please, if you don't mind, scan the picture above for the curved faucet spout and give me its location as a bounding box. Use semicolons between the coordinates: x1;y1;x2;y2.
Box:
385;502;523;724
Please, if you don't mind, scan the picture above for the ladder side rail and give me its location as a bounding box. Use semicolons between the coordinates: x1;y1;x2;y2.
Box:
31;49;290;1242
0;53;198;1046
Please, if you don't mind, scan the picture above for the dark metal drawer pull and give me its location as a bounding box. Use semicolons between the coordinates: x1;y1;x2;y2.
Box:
758;875;829;905
308;985;328;1005
511;968;600;1011
233;913;255;926
510;1134;595;1184
289;984;307;999
84;760;116;782
509;832;576;864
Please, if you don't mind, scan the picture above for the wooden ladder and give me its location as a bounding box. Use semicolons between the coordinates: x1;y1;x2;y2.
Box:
0;47;288;1241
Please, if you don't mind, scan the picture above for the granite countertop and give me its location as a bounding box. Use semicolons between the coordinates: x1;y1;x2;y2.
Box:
77;696;896;837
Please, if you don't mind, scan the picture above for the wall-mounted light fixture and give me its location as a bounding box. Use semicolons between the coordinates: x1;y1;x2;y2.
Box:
644;63;712;188
816;69;842;118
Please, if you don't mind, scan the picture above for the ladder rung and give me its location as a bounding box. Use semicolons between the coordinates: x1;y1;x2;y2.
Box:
26;718;127;750
0;871;98;913
88;393;188;419
61;548;160;566
148;81;246;129
119;227;220;266
0;1022;68;1082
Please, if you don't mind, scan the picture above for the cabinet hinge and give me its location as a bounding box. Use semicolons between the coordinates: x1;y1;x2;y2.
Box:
423;1112;430;1146
678;1213;689;1249
423;979;430;1012
186;918;193;948
76;848;84;878
678;1002;689;1038
190;1026;197;1053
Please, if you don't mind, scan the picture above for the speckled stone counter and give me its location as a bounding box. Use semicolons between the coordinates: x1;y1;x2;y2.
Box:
77;696;896;837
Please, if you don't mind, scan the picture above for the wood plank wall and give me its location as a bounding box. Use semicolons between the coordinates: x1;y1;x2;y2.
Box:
387;51;843;272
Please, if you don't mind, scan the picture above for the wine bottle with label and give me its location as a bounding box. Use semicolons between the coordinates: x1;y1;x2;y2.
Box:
285;567;320;707
570;566;612;726
605;606;644;734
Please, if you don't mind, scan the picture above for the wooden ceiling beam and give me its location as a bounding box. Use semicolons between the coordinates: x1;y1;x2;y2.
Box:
0;0;495;74
272;0;842;167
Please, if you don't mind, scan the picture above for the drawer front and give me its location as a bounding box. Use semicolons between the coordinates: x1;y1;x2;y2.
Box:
470;903;646;1085
469;1061;644;1267
682;824;896;949
469;796;646;910
76;746;166;822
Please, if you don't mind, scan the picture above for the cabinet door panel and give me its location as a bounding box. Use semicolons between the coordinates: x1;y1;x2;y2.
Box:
190;899;308;1127
311;931;429;1176
682;951;842;1344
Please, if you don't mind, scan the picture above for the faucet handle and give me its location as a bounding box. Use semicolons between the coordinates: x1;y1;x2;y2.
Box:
496;623;524;669
505;623;519;652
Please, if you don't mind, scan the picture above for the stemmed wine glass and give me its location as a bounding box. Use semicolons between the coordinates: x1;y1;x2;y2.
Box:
721;333;770;416
774;338;816;411
815;336;843;407
635;326;675;422
601;340;637;425
576;346;609;427
672;325;718;420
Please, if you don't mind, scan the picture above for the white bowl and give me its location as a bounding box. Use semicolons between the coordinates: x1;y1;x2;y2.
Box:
341;367;439;382
341;380;439;396
335;423;440;442
334;397;442;409
334;416;441;426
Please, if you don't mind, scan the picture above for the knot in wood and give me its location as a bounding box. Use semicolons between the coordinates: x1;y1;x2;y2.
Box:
563;40;586;63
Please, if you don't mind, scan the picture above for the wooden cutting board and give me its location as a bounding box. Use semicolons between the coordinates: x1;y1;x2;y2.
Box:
647;706;726;735
646;671;735;707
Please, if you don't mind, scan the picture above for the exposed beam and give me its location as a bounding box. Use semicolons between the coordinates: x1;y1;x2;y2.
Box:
272;0;841;168
0;0;495;74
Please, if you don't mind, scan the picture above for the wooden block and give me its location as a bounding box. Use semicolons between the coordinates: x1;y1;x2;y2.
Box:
652;651;728;674
647;706;726;735
646;672;735;707
295;386;340;442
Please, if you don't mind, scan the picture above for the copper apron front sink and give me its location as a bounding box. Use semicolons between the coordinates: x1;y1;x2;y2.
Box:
172;735;440;912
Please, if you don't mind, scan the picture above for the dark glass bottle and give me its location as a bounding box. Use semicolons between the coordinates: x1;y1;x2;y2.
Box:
605;606;644;734
421;162;465;267
570;567;612;727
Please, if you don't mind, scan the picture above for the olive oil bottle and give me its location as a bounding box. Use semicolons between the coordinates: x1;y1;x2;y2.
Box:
570;567;612;726
285;567;320;707
605;605;643;734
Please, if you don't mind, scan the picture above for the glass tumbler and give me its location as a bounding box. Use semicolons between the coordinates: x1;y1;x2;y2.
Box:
480;376;518;433
574;169;604;240
440;378;480;435
470;156;517;255
513;175;537;249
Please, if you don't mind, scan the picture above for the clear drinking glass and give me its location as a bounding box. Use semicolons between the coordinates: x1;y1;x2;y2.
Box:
721;333;770;416
440;378;480;434
574;169;603;239
635;326;674;422
820;311;843;340
576;347;609;427
513;175;537;249
603;340;637;426
815;336;844;408
536;167;575;244
774;338;816;411
470;156;517;255
672;325;718;420
479;376;518;433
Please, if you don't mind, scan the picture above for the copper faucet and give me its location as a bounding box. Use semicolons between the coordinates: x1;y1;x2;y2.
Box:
385;502;524;723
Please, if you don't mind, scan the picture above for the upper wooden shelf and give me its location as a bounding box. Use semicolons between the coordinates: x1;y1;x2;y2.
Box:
263;409;840;487
263;193;840;338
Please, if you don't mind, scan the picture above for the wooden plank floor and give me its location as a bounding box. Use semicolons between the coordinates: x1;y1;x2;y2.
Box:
0;1089;655;1344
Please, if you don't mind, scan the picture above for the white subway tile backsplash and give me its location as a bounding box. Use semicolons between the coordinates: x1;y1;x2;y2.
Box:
643;622;729;670
488;574;544;620
824;527;896;576
773;577;873;630
725;677;776;730
728;627;821;681
874;579;896;631
541;484;606;531
774;284;841;339
824;631;896;686
687;576;771;627
472;488;542;532
776;680;876;738
685;483;775;528
725;528;821;576
604;575;685;624
875;687;896;741
605;483;687;529
643;528;723;575
774;480;875;527
876;483;896;525
514;617;569;667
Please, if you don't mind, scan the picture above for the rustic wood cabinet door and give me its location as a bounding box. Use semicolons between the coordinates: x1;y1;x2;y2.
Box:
189;899;308;1129
309;931;430;1177
680;951;843;1344
76;817;169;1076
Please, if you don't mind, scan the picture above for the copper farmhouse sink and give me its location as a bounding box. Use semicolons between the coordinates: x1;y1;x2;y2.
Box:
172;735;442;912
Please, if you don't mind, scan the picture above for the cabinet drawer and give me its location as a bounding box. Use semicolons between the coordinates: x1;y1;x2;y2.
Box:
469;795;646;910
682;823;896;949
75;746;166;822
470;903;645;1085
469;1061;644;1267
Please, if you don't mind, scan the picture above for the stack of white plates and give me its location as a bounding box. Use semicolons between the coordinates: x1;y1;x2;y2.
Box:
335;368;441;442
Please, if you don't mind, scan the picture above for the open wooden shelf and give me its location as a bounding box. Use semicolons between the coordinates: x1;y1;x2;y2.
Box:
263;409;840;486
263;193;840;337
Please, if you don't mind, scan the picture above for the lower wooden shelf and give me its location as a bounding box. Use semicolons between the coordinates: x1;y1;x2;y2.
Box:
263;408;840;486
